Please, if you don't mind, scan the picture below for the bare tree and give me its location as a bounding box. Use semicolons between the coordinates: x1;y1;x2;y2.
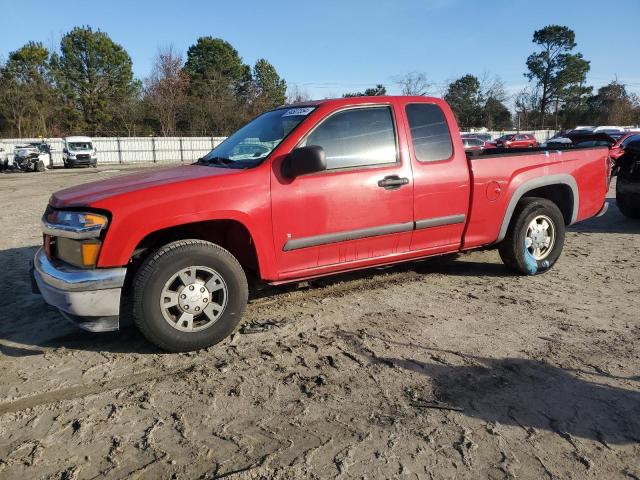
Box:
286;83;311;104
394;72;432;96
514;86;541;130
478;71;508;104
143;46;189;136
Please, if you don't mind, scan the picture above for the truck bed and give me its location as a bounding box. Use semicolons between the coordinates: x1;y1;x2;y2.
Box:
463;146;610;250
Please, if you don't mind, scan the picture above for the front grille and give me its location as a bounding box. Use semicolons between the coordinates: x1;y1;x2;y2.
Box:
76;154;90;160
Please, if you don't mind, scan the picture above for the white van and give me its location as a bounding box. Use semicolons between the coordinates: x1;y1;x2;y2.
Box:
63;136;97;168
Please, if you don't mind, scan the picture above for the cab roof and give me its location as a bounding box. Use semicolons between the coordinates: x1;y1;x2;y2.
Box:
281;95;444;109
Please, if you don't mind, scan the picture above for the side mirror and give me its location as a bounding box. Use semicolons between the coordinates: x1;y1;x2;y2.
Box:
63;148;68;153
282;145;327;178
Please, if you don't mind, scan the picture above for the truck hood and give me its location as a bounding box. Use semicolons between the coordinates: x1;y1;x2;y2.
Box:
50;165;240;208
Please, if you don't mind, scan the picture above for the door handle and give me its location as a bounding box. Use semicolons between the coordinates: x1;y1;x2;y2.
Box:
378;175;409;190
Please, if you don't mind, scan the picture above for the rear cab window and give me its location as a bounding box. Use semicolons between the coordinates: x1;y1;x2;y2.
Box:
405;103;453;162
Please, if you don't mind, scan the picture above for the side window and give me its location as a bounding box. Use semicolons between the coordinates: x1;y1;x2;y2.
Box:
303;107;397;170
405;103;453;162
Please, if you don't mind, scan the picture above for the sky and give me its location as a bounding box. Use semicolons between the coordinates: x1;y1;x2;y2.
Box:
2;0;639;104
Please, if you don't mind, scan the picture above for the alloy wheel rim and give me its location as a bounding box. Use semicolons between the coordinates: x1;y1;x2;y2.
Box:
525;214;555;261
160;266;228;332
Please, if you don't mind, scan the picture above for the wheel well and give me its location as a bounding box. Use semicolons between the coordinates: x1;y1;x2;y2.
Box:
521;184;573;225
131;220;260;276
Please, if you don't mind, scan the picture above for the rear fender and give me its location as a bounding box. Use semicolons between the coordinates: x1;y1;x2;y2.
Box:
497;174;578;243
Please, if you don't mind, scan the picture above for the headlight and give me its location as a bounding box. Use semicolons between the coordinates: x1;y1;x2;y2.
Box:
44;210;108;236
68;153;76;158
42;210;109;268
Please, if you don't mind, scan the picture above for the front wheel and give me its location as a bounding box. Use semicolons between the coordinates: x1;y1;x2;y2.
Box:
133;239;248;352
499;198;565;275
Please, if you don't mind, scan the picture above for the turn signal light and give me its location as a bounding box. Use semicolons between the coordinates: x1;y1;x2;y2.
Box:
81;242;101;267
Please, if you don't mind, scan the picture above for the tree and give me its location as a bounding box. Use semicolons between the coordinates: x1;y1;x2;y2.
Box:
484;97;512;130
143;46;189;136
51;26;137;134
525;25;590;127
183;37;254;134
343;84;386;97
587;81;638;126
252;58;286;109
514;86;541;130
184;37;251;93
286;84;311;104
395;72;431;96
0;41;58;137
444;75;484;128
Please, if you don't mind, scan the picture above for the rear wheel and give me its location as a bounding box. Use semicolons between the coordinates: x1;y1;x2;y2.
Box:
133;239;248;352
499;198;565;275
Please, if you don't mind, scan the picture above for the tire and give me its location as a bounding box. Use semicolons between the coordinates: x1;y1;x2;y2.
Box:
133;239;248;352
498;197;565;275
616;192;640;219
63;161;69;169
36;160;45;172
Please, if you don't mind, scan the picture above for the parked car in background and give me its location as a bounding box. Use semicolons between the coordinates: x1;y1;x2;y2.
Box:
610;132;640;161
0;147;8;170
33;95;610;352
495;133;539;148
461;132;493;143
615;139;640;218
63;136;97;168
543;132;573;148
462;137;495;151
13;142;50;172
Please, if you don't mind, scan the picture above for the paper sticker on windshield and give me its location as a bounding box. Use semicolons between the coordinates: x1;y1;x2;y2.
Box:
282;107;314;117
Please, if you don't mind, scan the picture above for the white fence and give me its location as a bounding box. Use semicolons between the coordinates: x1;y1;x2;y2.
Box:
0;136;227;167
1;130;560;167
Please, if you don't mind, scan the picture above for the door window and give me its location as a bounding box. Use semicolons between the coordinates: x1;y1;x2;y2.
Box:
302;107;397;170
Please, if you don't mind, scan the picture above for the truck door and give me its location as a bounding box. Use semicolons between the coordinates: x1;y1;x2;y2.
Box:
270;102;414;277
400;101;470;253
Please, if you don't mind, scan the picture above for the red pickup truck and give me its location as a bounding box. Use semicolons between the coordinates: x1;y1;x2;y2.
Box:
33;96;610;351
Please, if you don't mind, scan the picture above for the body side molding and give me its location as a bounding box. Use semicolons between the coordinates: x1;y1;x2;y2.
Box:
283;222;414;251
415;214;465;230
283;214;467;252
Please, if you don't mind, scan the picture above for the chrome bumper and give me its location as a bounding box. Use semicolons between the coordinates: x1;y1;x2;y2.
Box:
33;248;126;332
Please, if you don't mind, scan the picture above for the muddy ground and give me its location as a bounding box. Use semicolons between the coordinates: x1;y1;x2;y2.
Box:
0;164;639;480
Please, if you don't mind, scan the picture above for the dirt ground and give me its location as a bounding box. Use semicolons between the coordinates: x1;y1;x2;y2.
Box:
0;164;639;480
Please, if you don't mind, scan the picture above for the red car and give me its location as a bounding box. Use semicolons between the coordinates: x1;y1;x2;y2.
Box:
33;96;609;351
495;133;539;148
609;132;640;160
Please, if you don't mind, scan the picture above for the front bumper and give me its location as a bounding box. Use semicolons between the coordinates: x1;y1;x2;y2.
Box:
32;248;126;332
66;157;97;166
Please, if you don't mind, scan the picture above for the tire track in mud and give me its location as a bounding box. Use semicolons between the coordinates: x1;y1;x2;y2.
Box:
0;364;197;416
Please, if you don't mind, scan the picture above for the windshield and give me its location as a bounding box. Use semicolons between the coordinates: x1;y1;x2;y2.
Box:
69;142;92;150
497;134;513;141
199;107;316;168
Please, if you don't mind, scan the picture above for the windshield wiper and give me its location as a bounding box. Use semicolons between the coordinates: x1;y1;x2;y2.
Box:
196;156;234;167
